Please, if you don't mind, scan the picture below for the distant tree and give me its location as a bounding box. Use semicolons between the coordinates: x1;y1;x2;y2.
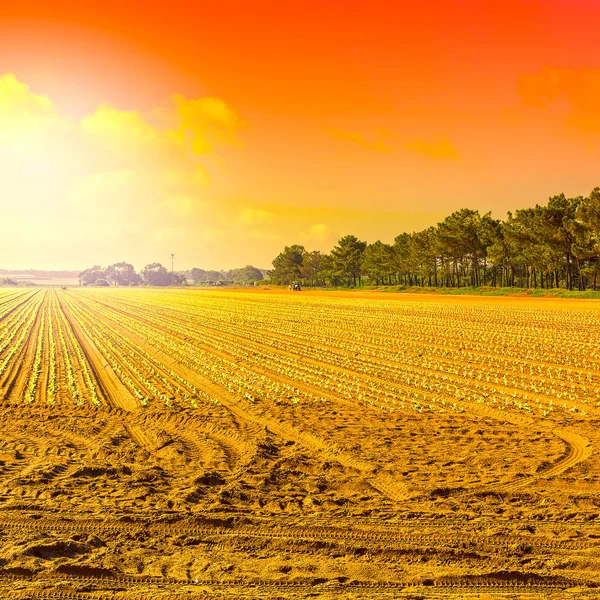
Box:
78;265;106;286
191;268;207;283
172;272;187;285
105;262;141;286
228;265;264;284
142;263;171;286
205;270;222;283
269;245;306;284
94;278;110;287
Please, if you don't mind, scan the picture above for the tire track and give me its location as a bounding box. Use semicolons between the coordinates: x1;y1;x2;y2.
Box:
502;427;593;491
1;512;596;551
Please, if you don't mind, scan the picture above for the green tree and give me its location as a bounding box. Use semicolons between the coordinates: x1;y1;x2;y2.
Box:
228;265;264;284
105;262;141;286
205;270;222;283
544;194;581;290
190;268;207;283
392;233;413;285
269;245;305;284
301;251;328;286
331;235;367;286
437;209;485;287
142;263;171;286
78;265;106;286
362;241;395;285
576;187;600;289
411;228;438;286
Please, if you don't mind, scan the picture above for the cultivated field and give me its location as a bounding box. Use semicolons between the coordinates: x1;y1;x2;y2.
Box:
1;287;599;598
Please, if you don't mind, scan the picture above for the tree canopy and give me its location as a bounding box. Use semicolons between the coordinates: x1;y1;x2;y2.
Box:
269;245;306;284
105;262;142;286
78;265;107;286
141;263;186;286
269;187;600;291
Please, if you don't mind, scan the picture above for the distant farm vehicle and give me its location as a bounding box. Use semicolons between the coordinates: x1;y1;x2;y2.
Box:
289;281;302;291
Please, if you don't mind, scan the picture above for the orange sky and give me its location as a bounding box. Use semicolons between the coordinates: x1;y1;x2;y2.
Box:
1;0;599;270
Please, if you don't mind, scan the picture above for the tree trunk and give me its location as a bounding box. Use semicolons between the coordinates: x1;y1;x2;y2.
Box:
482;257;487;286
566;253;573;290
577;260;585;291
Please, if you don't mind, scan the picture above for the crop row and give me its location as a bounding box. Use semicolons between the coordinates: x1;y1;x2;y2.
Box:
83;289;599;421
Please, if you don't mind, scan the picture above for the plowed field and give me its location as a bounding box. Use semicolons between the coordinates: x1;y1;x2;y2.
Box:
1;287;599;599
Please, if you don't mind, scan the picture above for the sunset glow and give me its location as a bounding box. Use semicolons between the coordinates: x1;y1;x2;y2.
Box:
1;0;599;269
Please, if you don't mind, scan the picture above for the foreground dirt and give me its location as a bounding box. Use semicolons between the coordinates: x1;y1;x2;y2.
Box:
0;288;599;599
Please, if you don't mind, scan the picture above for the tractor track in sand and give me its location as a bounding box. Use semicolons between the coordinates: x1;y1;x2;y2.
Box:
0;512;598;552
0;568;589;598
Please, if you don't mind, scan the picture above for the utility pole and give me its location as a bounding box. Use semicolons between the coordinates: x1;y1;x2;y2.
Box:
171;253;175;286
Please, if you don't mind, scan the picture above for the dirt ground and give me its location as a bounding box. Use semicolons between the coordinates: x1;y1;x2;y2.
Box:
0;287;599;599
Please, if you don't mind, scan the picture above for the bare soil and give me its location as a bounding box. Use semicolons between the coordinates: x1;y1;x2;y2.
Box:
0;288;599;599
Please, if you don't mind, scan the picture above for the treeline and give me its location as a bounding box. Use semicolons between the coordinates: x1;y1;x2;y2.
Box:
78;262;183;286
0;269;80;278
0;278;20;287
269;188;600;290
185;265;265;285
79;262;265;287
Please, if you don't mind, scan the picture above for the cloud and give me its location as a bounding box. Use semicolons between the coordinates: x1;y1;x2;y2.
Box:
327;127;394;153
0;73;451;271
237;206;277;226
328;126;460;160
303;223;334;242
516;66;600;133
0;73;240;268
0;74;57;128
173;95;240;153
401;137;460;160
248;228;282;241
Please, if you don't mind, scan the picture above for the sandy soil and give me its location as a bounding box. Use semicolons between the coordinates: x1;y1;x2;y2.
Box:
0;287;599;599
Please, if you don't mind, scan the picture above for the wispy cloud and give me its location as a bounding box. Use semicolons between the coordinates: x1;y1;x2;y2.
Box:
516;66;600;133
327;125;460;160
326;127;395;153
401;137;460;160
